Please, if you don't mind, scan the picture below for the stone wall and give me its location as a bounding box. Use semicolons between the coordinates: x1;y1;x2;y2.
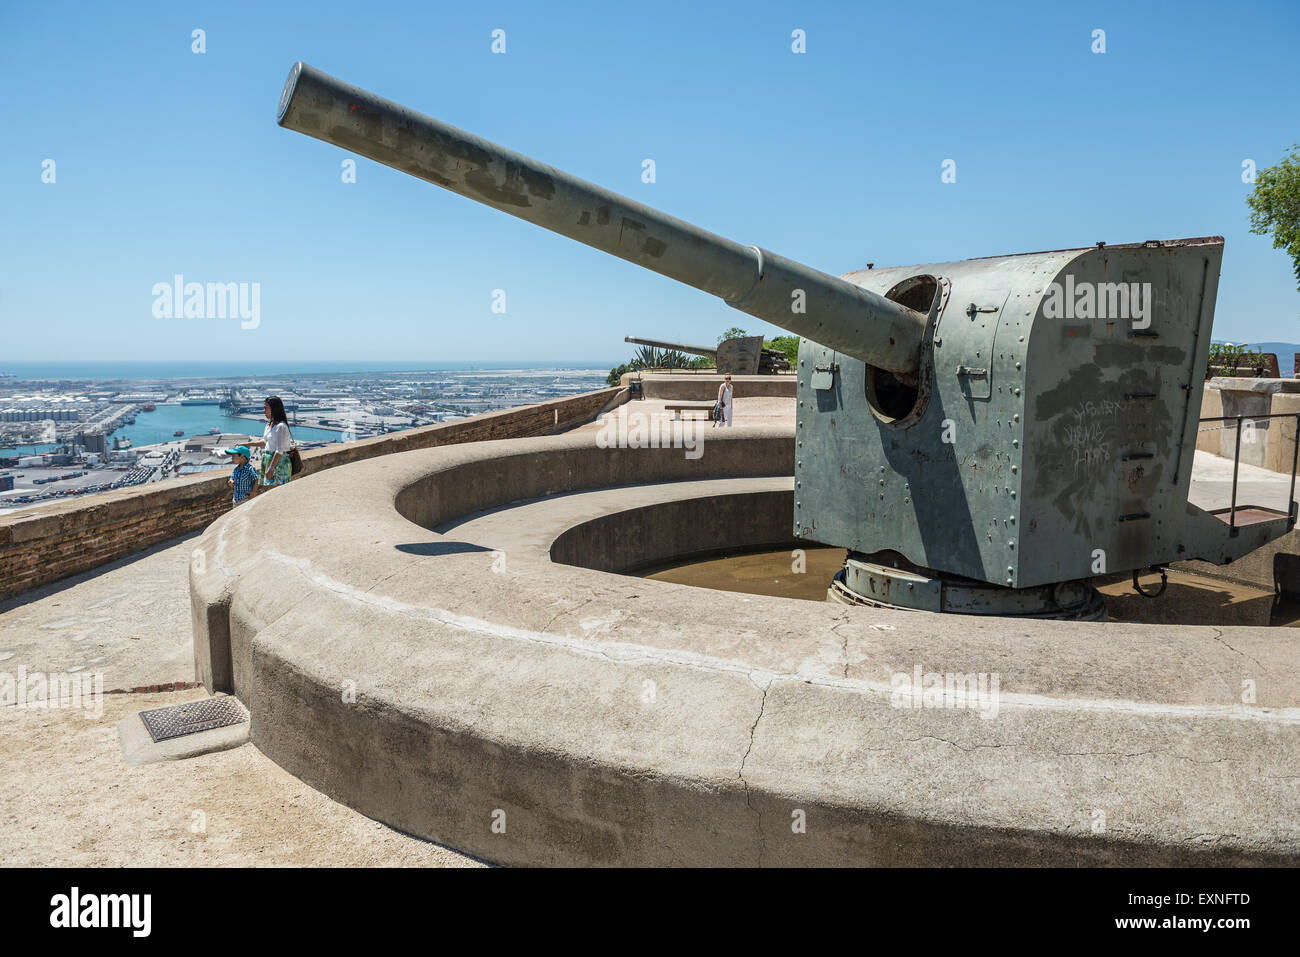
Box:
0;387;623;601
1207;352;1280;379
1196;380;1300;474
629;372;796;400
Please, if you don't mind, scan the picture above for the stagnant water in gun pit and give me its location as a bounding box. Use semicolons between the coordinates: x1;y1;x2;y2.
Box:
640;545;1300;627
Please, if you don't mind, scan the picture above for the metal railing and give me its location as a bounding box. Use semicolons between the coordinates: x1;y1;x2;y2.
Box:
1198;412;1300;528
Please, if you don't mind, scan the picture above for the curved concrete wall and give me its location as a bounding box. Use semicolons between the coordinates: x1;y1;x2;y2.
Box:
395;436;793;531
550;490;794;574
190;426;1300;866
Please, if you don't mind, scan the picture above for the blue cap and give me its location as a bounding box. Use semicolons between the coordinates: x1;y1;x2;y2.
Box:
223;445;251;459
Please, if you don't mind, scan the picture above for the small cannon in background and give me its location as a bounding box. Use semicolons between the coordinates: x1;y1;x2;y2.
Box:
277;62;1296;618
623;335;791;375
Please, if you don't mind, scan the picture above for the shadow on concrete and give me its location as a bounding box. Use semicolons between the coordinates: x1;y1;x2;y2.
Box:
1098;573;1288;628
394;541;495;557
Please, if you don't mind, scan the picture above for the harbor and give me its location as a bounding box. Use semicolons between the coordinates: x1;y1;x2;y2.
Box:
0;367;609;513
0;404;342;457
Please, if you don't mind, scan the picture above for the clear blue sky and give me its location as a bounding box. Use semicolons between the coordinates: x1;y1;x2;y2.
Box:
2;0;1297;364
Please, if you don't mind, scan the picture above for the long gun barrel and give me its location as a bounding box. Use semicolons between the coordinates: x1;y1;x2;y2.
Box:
276;62;928;374
623;337;718;358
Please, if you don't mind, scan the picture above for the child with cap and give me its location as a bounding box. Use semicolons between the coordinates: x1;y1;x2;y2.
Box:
224;445;258;505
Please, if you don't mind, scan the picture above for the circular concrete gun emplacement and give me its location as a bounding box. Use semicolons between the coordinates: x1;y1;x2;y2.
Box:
188;425;1300;866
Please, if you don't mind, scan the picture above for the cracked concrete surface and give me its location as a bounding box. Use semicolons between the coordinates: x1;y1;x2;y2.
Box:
738;682;769;867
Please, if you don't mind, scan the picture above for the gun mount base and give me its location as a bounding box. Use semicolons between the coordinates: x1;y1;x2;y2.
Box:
829;553;1106;621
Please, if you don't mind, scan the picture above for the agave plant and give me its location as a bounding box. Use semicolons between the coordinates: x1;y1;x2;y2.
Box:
633;345;665;368
659;349;695;369
624;346;699;372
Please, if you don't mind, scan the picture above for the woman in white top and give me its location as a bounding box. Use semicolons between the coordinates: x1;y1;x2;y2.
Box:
246;396;293;492
716;374;734;427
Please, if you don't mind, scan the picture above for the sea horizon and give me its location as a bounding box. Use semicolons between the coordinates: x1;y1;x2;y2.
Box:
0;359;620;381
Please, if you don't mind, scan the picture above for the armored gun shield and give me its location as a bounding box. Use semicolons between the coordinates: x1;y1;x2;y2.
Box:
797;237;1291;591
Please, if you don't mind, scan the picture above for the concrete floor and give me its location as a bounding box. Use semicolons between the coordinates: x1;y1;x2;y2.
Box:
0;687;481;867
1186;447;1294;513
0;533;199;691
0;532;481;866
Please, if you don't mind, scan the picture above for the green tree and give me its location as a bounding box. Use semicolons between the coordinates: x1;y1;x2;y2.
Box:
718;326;749;344
764;335;800;364
1247;145;1300;299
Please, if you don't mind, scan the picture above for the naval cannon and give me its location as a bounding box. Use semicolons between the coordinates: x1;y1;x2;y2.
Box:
623;336;791;375
277;61;1296;618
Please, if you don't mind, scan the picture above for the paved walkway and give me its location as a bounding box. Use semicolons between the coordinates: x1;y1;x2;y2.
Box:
0;533;481;866
0;688;480;867
0;533;199;692
1187;448;1293;513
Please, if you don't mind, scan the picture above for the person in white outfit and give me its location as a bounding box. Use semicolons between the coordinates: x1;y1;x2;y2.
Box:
245;395;294;493
717;374;734;427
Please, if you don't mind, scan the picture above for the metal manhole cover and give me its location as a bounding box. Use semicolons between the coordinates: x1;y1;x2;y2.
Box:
138;696;248;743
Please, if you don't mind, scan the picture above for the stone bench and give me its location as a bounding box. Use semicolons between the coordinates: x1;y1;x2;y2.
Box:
664;402;716;419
